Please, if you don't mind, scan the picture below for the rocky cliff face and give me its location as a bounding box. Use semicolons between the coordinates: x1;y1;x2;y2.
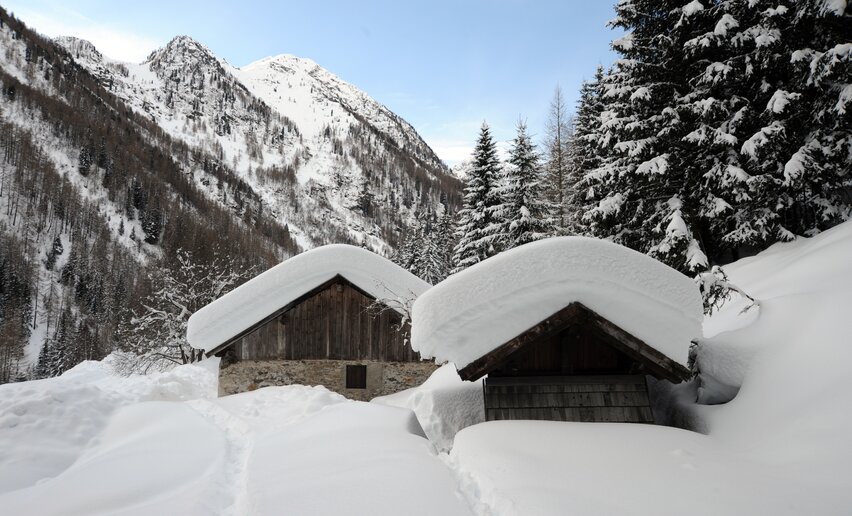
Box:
58;35;460;251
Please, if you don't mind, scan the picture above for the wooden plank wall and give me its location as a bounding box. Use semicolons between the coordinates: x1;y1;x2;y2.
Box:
484;375;654;423
235;280;419;362
491;325;639;377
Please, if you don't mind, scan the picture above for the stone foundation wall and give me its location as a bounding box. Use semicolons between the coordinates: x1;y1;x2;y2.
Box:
218;359;439;401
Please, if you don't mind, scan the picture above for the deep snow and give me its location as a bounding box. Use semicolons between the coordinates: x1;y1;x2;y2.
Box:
0;361;471;515
2;224;851;515
373;364;485;453
446;221;852;515
412;236;703;369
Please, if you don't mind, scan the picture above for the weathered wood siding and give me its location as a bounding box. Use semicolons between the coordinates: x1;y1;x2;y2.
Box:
484;375;653;423
490;324;640;377
232;278;419;362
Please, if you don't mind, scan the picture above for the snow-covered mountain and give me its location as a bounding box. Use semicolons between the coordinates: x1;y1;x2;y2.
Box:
57;34;460;251
0;8;460;379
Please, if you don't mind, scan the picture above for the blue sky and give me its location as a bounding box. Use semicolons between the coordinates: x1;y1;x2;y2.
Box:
6;0;622;165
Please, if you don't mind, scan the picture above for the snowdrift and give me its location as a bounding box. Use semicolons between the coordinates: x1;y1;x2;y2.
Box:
187;244;430;352
0;363;471;515
412;236;703;368
0;358;220;494
448;221;852;515
373;364;485;453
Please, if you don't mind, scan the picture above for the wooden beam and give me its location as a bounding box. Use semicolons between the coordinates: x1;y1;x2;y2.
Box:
580;307;691;383
457;303;585;381
457;302;692;383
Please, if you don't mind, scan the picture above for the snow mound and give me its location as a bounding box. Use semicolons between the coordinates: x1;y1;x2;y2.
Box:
187;244;431;352
214;384;349;433
0;368;473;515
0;358;219;494
373;364;485;452
692;221;852;461
3;402;228;516
450;421;842;516
412;237;703;369
246;402;470;516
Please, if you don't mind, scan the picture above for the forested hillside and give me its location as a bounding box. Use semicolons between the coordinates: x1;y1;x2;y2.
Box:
0;7;460;382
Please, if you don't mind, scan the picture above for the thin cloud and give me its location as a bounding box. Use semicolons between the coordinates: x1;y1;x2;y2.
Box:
426;139;473;168
6;2;162;62
427;137;512;168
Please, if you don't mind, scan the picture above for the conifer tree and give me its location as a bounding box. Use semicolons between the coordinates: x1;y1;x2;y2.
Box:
414;225;448;285
568;66;605;235
452;123;504;273
500;120;554;248
582;0;850;269
584;0;710;273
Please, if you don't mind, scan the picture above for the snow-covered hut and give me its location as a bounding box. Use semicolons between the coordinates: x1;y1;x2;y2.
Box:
187;245;435;399
411;237;703;423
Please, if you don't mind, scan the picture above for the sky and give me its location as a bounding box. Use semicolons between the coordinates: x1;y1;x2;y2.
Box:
5;0;622;166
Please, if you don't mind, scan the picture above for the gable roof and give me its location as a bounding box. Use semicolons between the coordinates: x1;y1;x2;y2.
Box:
411;237;703;371
457;302;692;383
187;245;430;353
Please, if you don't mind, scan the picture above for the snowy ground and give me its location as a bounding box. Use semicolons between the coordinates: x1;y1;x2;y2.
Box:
446;221;852;515
2;223;851;515
0;361;471;515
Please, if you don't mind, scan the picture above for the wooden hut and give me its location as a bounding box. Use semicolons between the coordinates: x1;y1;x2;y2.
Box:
458;302;690;423
187;245;435;399
411;237;704;424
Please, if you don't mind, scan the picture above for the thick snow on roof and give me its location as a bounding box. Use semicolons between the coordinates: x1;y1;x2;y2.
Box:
188;245;430;352
411;237;703;369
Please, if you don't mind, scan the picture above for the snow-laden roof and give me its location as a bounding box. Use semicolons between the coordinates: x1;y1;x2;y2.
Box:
188;245;430;352
411;237;703;369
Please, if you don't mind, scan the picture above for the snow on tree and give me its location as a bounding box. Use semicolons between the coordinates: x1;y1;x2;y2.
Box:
452;123;504;273
673;0;851;253
36;306;75;378
393;212;455;284
43;236;63;271
583;0;710;273
783;1;851;233
695;265;758;316
115;249;255;373
498;120;554;248
568;66;605;235
579;0;849;271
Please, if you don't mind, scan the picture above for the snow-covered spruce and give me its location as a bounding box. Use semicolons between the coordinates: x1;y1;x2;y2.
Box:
412;236;703;369
580;0;851;271
451;123;504;273
495;120;554;248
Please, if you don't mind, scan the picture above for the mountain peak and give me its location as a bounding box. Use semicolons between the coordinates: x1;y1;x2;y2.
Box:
166;35;204;50
145;35;218;68
54;36;103;63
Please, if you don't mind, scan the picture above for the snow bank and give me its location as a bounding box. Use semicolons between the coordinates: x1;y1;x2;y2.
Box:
1;364;471;515
247;402;470;516
450;421;844;516
188;244;431;352
0;358;219;494
2;402;228;516
447;222;852;515
373;364;485;452
412;237;703;369
692;221;852;465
